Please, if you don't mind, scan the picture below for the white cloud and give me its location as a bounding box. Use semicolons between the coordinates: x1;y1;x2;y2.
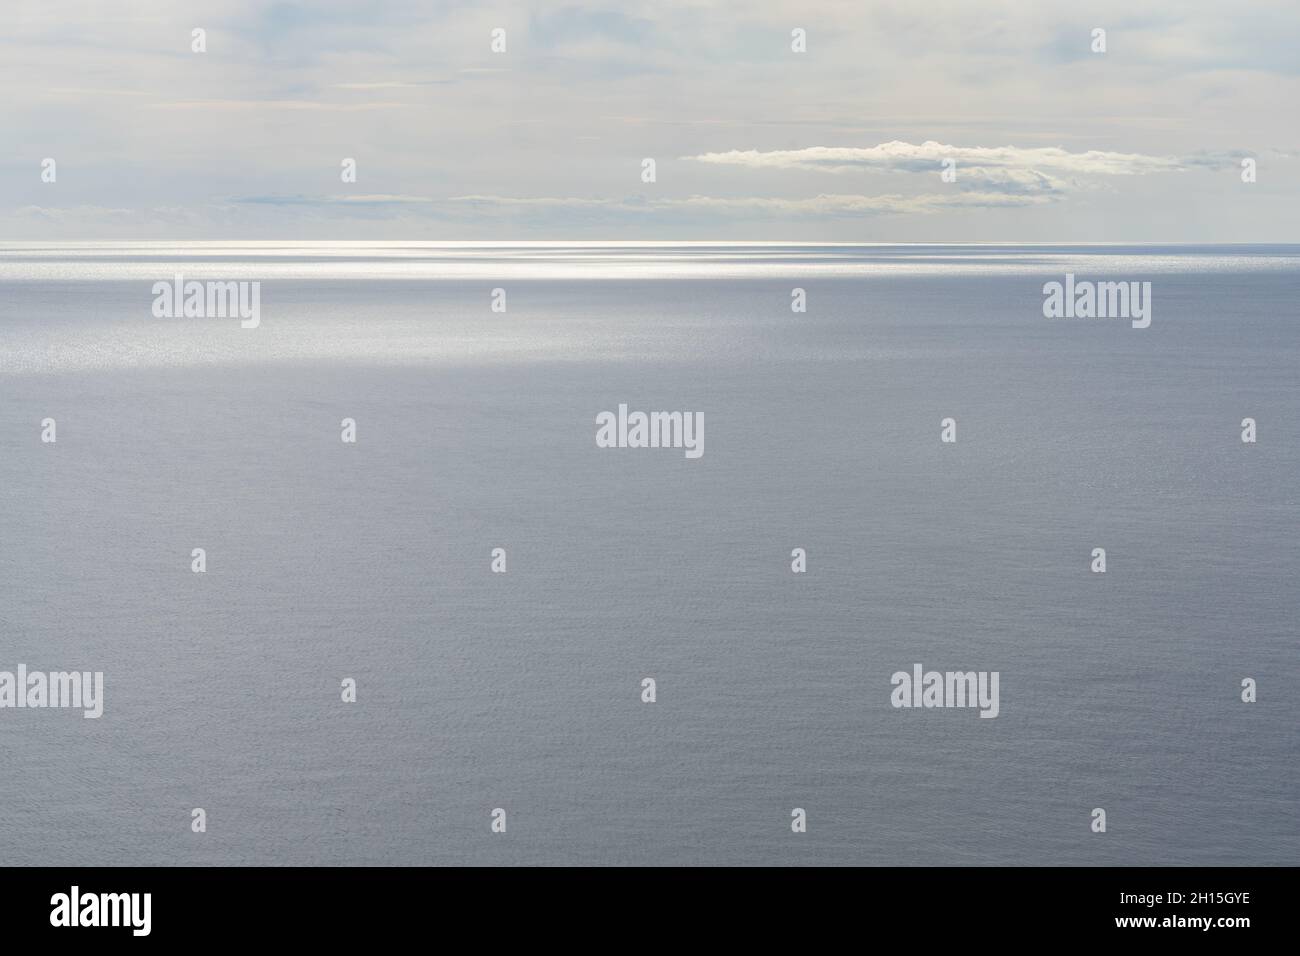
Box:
685;140;1228;176
681;141;1249;198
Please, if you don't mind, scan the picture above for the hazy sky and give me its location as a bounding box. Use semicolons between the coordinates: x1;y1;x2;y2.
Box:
3;0;1297;241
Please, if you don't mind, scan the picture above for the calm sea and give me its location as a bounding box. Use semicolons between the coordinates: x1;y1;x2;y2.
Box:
1;243;1296;865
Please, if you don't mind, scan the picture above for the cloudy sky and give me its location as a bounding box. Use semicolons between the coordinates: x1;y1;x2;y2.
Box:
2;0;1296;241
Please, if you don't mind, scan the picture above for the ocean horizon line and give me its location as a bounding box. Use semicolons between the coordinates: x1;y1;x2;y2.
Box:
3;239;1300;248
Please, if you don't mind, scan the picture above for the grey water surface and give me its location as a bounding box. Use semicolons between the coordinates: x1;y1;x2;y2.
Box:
1;243;1296;865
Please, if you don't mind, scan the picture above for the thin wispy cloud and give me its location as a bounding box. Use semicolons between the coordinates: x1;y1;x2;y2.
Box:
676;140;1259;205
331;80;456;90
145;99;406;112
686;141;1245;188
229;190;1054;220
684;142;1208;176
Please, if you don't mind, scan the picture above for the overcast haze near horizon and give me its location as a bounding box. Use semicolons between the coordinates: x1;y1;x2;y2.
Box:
2;0;1297;242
